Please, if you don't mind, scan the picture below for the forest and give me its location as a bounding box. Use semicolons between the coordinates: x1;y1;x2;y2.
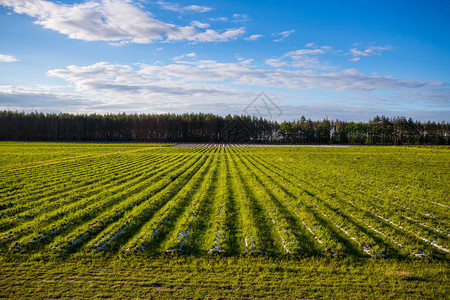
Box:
0;111;448;145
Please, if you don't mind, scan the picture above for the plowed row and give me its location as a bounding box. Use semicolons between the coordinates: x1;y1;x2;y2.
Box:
0;143;448;259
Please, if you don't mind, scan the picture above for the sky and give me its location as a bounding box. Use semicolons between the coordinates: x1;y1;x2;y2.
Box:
0;0;449;122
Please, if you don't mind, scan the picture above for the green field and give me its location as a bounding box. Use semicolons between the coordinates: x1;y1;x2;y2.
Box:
0;142;449;298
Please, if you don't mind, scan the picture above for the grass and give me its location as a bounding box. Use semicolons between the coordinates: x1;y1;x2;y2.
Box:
1;254;449;299
0;143;449;298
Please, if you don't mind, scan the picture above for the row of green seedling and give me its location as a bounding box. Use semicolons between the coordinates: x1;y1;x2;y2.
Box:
0;153;176;232
46;152;208;251
5;152;199;249
258;154;448;258
84;152;214;252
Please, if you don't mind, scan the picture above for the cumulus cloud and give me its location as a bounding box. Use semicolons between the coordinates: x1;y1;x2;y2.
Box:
189;27;245;43
46;62;254;103
191;20;210;28
0;0;243;44
47;60;441;103
0;54;18;62
1;58;446;120
272;30;294;42
157;1;212;13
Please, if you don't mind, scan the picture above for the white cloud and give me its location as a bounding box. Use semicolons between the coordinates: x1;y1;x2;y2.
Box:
348;57;360;62
305;42;315;48
0;0;243;44
209;17;227;22
265;58;288;67
47;60;441;104
290;56;326;69
285;49;325;56
1;59;446;120
0;54;18;62
245;34;263;41
273;30;294;42
264;46;333;70
276;101;450;122
188;27;245;42
45;62;257;114
173;52;196;61
191;20;210;28
2;83;447;121
0;85;96;113
157;1;212;13
237;58;253;65
182;5;212;13
320;46;333;51
349;45;392;58
232;13;250;23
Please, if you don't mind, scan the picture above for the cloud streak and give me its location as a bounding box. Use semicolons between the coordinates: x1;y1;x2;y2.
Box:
2;84;447;122
273;30;294;42
157;1;212;13
348;45;392;61
265;46;334;69
245;34;263;41
0;85;97;113
0;54;18;62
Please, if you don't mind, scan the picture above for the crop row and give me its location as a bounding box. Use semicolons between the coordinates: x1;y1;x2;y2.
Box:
0;144;448;259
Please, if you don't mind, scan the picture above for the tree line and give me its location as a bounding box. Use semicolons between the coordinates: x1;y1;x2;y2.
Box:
0;111;448;145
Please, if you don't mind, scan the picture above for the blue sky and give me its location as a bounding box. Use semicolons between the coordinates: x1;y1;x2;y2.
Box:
0;0;449;121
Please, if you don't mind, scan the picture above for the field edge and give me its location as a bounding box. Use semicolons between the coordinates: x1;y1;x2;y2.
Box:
1;254;449;299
